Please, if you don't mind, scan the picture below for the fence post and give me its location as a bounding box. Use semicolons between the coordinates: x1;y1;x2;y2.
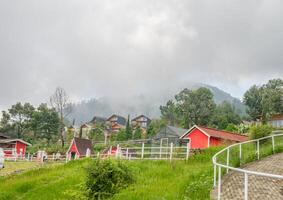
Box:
159;139;163;159
272;136;275;153
169;143;173;161
244;173;248;200
141;143;144;159
27;153;30;161
257;140;260;160
226;148;230;173
186;142;190;160
52;153;55;161
31;154;33;161
214;164;217;187
126;148;129;159
115;144;120;159
239;143;242;165
217;166;221;200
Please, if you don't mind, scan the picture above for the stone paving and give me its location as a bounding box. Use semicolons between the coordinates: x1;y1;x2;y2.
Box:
212;152;283;200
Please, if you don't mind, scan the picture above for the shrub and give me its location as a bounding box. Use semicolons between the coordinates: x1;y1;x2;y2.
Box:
249;125;273;140
85;159;134;199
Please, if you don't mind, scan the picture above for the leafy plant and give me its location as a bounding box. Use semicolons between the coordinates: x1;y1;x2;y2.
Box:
249;125;273;139
85;159;134;199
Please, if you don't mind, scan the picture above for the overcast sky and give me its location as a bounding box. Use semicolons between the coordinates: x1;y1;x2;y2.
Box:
0;0;283;111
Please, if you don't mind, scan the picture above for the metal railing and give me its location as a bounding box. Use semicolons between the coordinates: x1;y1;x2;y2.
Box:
212;133;283;200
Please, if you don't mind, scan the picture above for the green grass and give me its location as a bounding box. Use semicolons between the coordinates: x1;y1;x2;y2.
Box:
0;148;222;200
1;138;283;200
0;160;90;200
0;161;41;177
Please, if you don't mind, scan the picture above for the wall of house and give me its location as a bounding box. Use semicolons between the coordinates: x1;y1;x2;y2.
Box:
15;141;26;155
209;137;222;147
68;141;80;157
185;129;209;149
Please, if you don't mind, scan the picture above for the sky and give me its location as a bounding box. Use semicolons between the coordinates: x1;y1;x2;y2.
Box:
0;0;283;111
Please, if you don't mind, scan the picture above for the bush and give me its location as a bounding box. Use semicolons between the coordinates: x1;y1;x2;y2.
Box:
249;125;273;140
85;159;134;199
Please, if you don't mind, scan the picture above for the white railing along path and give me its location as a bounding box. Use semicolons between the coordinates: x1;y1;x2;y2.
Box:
212;133;283;200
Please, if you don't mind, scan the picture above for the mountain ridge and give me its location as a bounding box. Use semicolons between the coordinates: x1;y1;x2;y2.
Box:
67;83;246;125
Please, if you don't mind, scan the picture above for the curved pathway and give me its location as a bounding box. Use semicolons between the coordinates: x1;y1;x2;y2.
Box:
212;152;283;199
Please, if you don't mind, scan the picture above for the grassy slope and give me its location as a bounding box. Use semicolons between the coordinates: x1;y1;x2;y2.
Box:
113;149;219;200
0;148;221;200
0;160;89;200
0;161;42;177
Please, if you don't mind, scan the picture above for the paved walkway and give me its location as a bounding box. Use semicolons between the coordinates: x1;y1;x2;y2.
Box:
212;152;283;200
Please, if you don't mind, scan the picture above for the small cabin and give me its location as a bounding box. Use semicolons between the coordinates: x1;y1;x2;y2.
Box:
180;125;248;149
0;134;31;157
67;137;92;160
153;125;189;145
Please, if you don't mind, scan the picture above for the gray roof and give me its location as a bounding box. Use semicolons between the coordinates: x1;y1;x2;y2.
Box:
89;116;107;124
154;125;188;139
107;114;126;126
167;126;188;137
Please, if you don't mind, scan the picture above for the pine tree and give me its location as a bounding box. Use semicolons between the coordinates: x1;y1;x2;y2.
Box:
125;115;132;140
133;126;142;140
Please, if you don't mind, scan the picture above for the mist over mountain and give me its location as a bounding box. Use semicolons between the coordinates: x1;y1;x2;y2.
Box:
68;83;246;125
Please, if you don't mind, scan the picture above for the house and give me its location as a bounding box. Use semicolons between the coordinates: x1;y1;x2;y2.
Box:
67;137;92;160
131;115;151;129
153;125;188;144
106;114;126;132
180;125;248;149
0;133;31;157
0;133;9;139
268;114;283;128
89;116;107;126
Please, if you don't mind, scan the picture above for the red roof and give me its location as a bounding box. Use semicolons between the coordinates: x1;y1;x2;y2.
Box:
270;114;283;121
181;125;248;142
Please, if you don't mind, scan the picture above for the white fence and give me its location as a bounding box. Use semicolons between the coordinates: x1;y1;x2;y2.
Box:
212;133;283;200
108;143;190;161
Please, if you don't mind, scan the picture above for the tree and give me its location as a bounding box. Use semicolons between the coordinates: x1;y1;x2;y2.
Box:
50;87;72;147
79;125;83;138
116;129;127;141
244;79;283;123
146;119;167;138
160;87;216;129
211;101;241;130
133;126;142;140
30;104;60;145
160;100;179;126
8;102;35;138
125;115;132;140
0;111;12;133
88;123;105;142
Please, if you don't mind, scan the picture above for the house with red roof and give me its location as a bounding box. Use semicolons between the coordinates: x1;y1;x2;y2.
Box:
0;133;31;158
180;125;248;149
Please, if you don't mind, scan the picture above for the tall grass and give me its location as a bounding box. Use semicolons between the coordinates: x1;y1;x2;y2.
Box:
0;148;222;200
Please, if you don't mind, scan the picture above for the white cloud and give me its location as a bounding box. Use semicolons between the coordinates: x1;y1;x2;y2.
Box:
0;0;282;109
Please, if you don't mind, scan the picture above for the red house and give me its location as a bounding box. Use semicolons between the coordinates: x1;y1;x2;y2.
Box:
0;133;31;157
180;125;248;149
67;137;92;160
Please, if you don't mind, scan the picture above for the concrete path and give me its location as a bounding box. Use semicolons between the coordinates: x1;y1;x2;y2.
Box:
212;152;283;200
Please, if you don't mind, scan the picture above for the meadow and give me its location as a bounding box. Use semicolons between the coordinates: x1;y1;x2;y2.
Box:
1;135;282;200
0;148;220;200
